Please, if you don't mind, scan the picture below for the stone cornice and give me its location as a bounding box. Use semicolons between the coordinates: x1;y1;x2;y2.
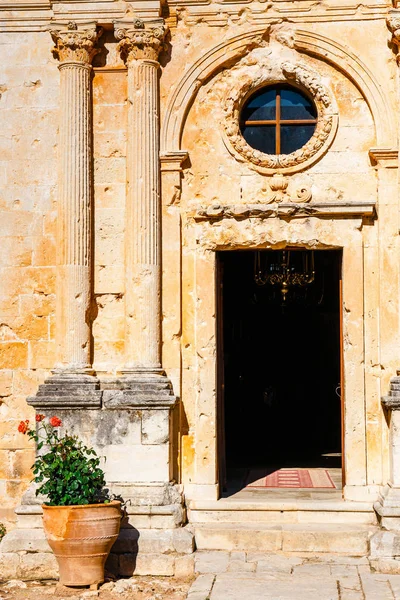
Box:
0;5;389;32
114;18;167;64
369;148;398;168
160;151;189;172
191;202;376;221
49;20;103;64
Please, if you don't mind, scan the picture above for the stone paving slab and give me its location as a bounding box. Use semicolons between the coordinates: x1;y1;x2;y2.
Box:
188;552;400;599
212;576;338;599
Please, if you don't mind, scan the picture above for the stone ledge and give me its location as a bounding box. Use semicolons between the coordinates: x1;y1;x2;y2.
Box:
28;375;103;409
0;529;51;553
102;390;177;409
110;526;194;555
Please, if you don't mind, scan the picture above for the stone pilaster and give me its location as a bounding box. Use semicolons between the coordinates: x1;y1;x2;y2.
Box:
29;21;103;409
114;18;167;375
370;18;400;568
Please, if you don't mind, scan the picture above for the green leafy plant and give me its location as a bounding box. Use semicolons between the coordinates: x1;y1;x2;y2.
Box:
0;523;6;541
17;415;108;506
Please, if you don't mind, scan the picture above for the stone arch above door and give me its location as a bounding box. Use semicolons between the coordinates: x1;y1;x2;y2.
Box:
161;27;394;154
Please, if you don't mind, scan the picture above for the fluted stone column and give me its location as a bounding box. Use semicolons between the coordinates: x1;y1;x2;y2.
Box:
115;19;166;376
29;21;103;409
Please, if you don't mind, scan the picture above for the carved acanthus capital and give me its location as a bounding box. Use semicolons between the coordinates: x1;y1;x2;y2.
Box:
49;21;103;65
114;19;168;64
388;10;400;58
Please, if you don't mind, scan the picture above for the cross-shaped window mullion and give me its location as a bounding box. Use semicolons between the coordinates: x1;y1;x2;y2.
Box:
276;89;281;154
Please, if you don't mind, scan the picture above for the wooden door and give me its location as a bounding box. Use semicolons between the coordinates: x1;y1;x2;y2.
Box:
216;254;226;494
340;263;345;490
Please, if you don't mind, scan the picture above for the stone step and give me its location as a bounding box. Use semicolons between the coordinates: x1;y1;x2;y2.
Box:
188;499;377;525
193;523;376;555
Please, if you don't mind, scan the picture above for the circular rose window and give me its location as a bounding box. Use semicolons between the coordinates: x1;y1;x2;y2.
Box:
223;61;338;174
240;85;317;155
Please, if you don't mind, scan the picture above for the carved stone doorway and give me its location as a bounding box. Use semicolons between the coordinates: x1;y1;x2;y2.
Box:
217;249;343;495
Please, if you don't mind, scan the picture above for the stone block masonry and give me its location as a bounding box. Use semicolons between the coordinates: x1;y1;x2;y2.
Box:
2;0;400;581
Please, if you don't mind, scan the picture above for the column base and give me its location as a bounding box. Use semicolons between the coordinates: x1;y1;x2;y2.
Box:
103;372;177;409
28;372;102;409
374;484;400;530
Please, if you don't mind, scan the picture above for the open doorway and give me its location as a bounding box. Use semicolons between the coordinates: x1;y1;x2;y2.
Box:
217;249;343;495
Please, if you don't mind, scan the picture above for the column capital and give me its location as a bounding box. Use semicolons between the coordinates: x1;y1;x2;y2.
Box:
49;20;103;65
388;10;400;60
114;18;168;64
382;374;400;410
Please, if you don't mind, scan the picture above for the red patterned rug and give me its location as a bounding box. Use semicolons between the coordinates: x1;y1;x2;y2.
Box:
245;468;336;489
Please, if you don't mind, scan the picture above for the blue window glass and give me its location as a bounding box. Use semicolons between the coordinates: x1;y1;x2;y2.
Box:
280;124;316;155
280;88;316;120
241;125;276;155
242;89;276;122
239;85;317;155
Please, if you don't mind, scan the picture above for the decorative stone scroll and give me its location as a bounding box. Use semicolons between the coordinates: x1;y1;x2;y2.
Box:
223;59;338;175
114;18;168;63
262;173;312;204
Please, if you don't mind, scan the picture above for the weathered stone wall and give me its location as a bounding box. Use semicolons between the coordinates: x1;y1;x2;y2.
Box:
0;32;58;527
0;1;399;526
92;33;127;374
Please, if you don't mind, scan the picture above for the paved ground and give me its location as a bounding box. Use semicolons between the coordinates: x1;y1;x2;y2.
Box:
187;552;400;600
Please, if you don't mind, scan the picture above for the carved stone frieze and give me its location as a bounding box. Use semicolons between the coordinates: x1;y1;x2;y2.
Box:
192;201;376;221
223;58;338;175
49;21;103;65
114;18;168;64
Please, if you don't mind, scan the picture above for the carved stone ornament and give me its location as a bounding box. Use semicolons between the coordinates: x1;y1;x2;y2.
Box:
192;201;376;221
387;10;400;61
223;60;338;175
265;173;311;204
114;19;168;64
49;21;103;65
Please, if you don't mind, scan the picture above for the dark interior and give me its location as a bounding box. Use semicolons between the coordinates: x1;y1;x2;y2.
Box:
218;249;342;485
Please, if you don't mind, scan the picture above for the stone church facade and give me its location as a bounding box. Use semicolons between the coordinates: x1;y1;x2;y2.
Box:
2;0;400;580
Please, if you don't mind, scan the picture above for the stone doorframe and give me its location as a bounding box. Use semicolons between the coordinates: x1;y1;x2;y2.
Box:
179;214;382;503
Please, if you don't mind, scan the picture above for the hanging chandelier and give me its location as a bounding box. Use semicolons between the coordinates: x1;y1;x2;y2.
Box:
254;250;316;303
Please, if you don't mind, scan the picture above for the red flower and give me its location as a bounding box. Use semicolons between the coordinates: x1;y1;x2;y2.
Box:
18;420;29;434
49;416;62;428
35;414;45;422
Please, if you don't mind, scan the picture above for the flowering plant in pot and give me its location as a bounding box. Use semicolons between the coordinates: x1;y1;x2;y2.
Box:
18;415;121;588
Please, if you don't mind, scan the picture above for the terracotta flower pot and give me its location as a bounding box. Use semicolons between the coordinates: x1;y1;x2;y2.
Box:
42;501;121;587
